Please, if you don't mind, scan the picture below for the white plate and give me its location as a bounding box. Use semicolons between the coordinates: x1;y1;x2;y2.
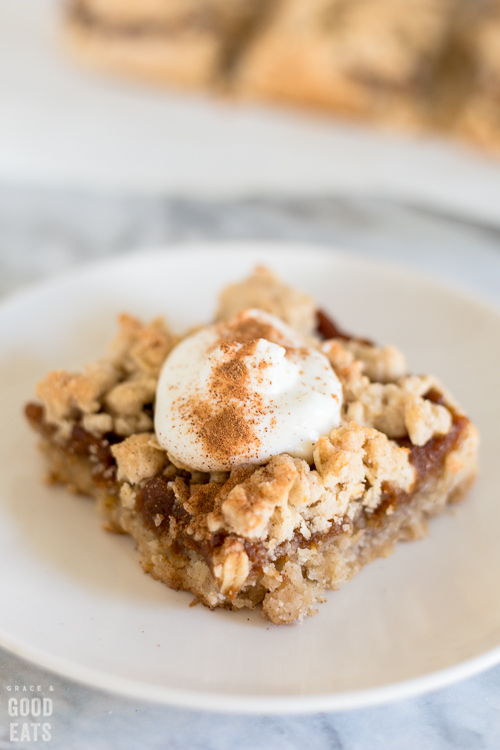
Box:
1;243;499;714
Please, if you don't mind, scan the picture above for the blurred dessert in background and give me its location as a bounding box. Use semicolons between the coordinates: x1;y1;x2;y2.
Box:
63;0;500;152
64;0;269;88
237;0;456;131
454;0;500;150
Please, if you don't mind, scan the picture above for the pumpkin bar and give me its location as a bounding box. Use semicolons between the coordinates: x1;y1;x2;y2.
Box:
25;267;478;624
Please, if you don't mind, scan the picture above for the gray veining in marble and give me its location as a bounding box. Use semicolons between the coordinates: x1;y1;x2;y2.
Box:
1;186;500;749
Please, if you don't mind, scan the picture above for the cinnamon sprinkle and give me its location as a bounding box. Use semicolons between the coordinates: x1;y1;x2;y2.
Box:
218;317;280;346
217;313;304;360
199;403;258;463
180;336;269;465
214;340;256;401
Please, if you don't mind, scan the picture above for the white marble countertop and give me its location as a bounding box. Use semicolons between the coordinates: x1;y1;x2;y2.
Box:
1;188;500;748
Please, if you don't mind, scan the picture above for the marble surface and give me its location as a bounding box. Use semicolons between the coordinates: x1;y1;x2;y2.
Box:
1;187;500;748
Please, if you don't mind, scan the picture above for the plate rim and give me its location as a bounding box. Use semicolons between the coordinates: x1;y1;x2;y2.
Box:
1;240;499;714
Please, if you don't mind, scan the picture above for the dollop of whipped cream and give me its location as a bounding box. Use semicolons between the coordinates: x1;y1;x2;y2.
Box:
155;309;342;472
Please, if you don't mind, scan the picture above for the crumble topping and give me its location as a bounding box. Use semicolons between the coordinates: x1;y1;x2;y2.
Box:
342;378;452;444
82;412;114;436
111;433;167;484
323;338;453;445
314;422;415;513
105;377;157;416
220;454;303;542
404;391;453;446
37;313;176;440
36;364;118;425
216;266;316;337
107;313;176;376
340;340;407;383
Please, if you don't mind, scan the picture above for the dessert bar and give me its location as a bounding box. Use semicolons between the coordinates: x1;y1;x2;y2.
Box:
26;267;478;624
